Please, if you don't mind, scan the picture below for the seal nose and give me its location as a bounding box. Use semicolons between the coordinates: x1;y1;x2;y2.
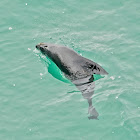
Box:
36;44;40;49
36;42;46;49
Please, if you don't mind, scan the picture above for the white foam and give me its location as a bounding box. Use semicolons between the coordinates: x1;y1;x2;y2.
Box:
9;27;12;30
115;96;118;99
33;48;40;53
40;73;43;76
110;76;115;80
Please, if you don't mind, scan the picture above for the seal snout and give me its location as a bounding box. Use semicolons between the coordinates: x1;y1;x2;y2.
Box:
36;44;40;49
36;42;48;50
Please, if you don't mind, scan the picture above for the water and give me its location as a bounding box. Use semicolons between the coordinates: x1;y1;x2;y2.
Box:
0;0;140;139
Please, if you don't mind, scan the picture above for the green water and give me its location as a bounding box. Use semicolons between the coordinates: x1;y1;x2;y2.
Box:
0;0;140;139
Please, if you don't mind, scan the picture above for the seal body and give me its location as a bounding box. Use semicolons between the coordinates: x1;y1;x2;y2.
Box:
36;43;108;119
36;43;108;81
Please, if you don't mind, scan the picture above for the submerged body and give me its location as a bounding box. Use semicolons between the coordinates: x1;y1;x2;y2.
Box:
36;43;108;119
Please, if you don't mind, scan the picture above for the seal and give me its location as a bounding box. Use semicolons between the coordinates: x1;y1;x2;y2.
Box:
36;42;108;119
36;43;108;79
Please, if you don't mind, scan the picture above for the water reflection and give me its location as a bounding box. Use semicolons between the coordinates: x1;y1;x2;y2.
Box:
72;76;99;120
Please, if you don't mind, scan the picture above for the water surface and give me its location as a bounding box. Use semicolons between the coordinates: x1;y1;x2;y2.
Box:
0;0;140;139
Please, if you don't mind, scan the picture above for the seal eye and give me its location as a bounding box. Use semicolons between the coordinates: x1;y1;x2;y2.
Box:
44;45;48;48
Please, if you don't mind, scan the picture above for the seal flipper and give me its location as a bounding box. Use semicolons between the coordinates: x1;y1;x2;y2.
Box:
84;60;108;75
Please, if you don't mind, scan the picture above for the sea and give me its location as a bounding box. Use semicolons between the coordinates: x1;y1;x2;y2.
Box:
0;0;140;139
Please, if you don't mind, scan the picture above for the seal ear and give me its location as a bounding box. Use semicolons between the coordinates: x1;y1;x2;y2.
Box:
85;61;108;75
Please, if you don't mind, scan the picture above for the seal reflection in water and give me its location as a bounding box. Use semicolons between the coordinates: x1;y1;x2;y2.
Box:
36;43;108;119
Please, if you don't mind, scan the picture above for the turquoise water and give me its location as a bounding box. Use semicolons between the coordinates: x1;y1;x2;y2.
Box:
1;0;140;139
